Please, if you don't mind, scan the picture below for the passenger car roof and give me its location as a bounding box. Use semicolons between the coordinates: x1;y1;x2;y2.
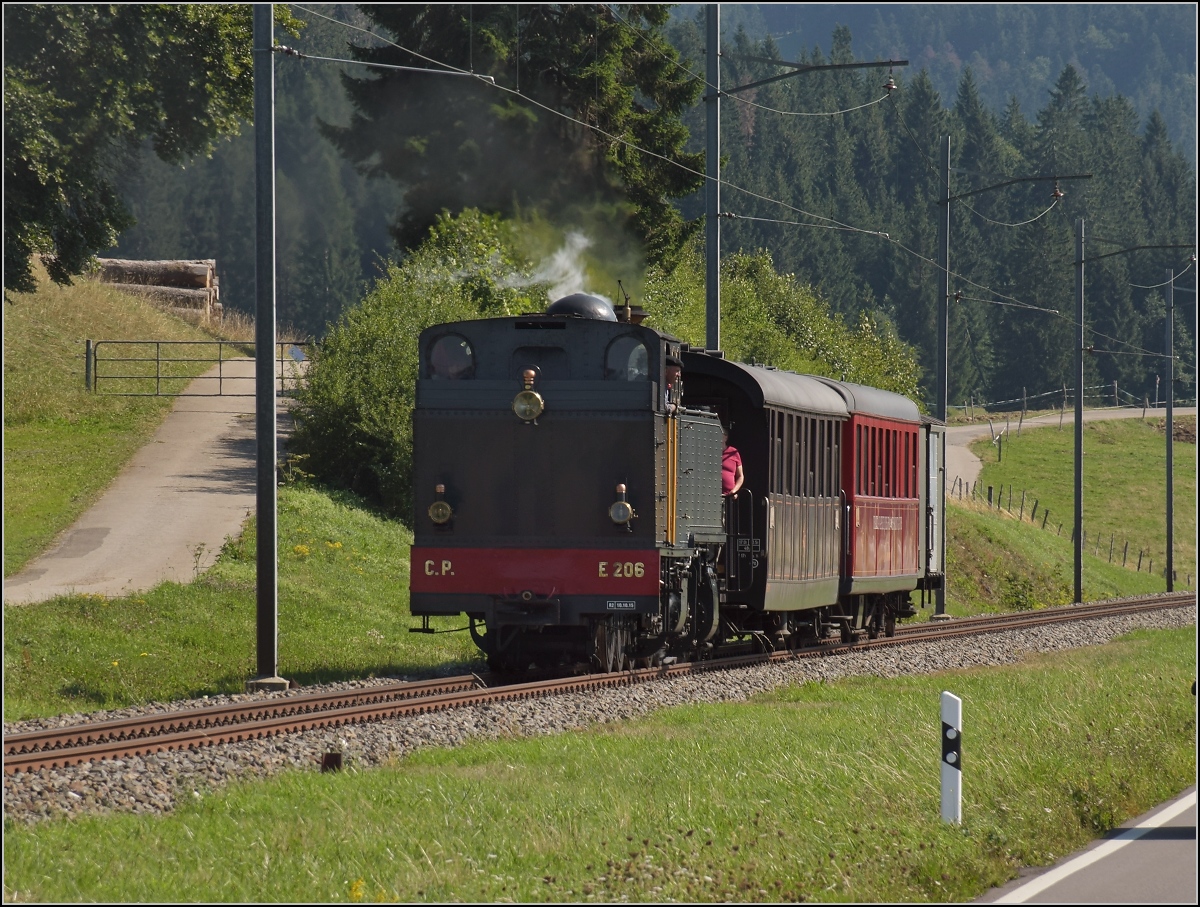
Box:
812;377;921;422
681;353;849;417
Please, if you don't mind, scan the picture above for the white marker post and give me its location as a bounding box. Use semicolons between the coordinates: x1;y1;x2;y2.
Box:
941;691;962;824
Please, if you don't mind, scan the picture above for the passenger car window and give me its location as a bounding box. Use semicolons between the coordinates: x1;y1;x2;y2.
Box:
604;336;649;380
428;334;475;379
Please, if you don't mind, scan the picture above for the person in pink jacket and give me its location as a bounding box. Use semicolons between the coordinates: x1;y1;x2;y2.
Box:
721;427;744;498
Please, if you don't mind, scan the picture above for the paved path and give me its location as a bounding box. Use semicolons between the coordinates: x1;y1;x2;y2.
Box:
3;360;293;605
946;405;1196;493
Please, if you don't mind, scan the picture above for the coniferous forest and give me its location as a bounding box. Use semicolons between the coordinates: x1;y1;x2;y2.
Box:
104;4;1197;413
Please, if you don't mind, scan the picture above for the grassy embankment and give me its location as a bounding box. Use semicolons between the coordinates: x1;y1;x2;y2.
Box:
973;416;1196;586
3;272;1195;901
941;416;1195;618
3;266;258;577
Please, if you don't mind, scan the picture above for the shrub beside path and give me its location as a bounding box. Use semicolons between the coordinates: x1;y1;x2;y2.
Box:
3;360;293;605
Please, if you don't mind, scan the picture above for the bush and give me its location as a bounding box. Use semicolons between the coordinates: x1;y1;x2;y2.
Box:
290;210;545;523
644;239;922;400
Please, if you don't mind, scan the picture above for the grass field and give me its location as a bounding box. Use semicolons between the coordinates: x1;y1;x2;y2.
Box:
971;416;1197;588
2;484;480;722
3;626;1194;902
942;499;1169;617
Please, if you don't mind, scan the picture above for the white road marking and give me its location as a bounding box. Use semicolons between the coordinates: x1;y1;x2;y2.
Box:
994;791;1197;903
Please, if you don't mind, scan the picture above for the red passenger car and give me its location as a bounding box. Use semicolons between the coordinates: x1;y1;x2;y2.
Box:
816;380;924;604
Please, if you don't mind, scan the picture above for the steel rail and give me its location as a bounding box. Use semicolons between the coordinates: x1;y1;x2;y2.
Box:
5;594;1193;775
4;675;483;763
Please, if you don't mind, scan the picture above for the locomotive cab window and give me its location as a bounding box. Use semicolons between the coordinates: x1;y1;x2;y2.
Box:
428;334;475;379
604;336;649;381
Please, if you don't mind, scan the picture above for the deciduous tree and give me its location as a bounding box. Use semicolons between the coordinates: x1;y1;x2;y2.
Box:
3;4;300;295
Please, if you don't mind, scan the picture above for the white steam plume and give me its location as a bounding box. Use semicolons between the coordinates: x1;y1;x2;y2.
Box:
502;231;611;304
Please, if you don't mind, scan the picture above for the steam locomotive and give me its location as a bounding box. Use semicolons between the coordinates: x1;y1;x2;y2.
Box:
409;293;946;672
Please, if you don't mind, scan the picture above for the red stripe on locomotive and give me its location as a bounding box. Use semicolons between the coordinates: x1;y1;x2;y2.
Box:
410;548;660;596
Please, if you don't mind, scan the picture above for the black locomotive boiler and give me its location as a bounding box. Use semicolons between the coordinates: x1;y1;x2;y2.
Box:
409;293;946;671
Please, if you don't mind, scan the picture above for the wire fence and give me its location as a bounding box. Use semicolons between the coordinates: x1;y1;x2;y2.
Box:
950;475;1193;588
87;340;314;396
947;382;1197;417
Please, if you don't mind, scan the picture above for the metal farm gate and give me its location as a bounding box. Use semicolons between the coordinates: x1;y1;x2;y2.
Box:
86;340;312;396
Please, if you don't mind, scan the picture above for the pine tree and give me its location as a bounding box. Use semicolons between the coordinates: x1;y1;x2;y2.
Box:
325;4;704;265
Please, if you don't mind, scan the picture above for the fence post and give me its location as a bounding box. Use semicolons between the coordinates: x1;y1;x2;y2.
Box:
1060;383;1067;430
1042;509;1050;530
940;692;962;825
1058;523;1063;536
1137;550;1143;571
1122;541;1129;567
1108;534;1115;562
85;340;93;391
1112;380;1119;407
987;486;993;508
1143;395;1148;419
1031;500;1039;522
1019;490;1026;521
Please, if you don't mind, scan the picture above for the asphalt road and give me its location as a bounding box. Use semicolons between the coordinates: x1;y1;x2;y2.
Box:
977;787;1197;904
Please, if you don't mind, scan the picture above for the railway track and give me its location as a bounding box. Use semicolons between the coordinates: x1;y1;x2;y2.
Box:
5;592;1194;776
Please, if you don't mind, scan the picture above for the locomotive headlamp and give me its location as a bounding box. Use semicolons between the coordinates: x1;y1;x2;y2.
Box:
609;483;636;527
428;484;453;525
513;368;545;422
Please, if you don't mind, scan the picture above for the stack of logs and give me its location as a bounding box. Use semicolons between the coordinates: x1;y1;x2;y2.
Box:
96;259;221;322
